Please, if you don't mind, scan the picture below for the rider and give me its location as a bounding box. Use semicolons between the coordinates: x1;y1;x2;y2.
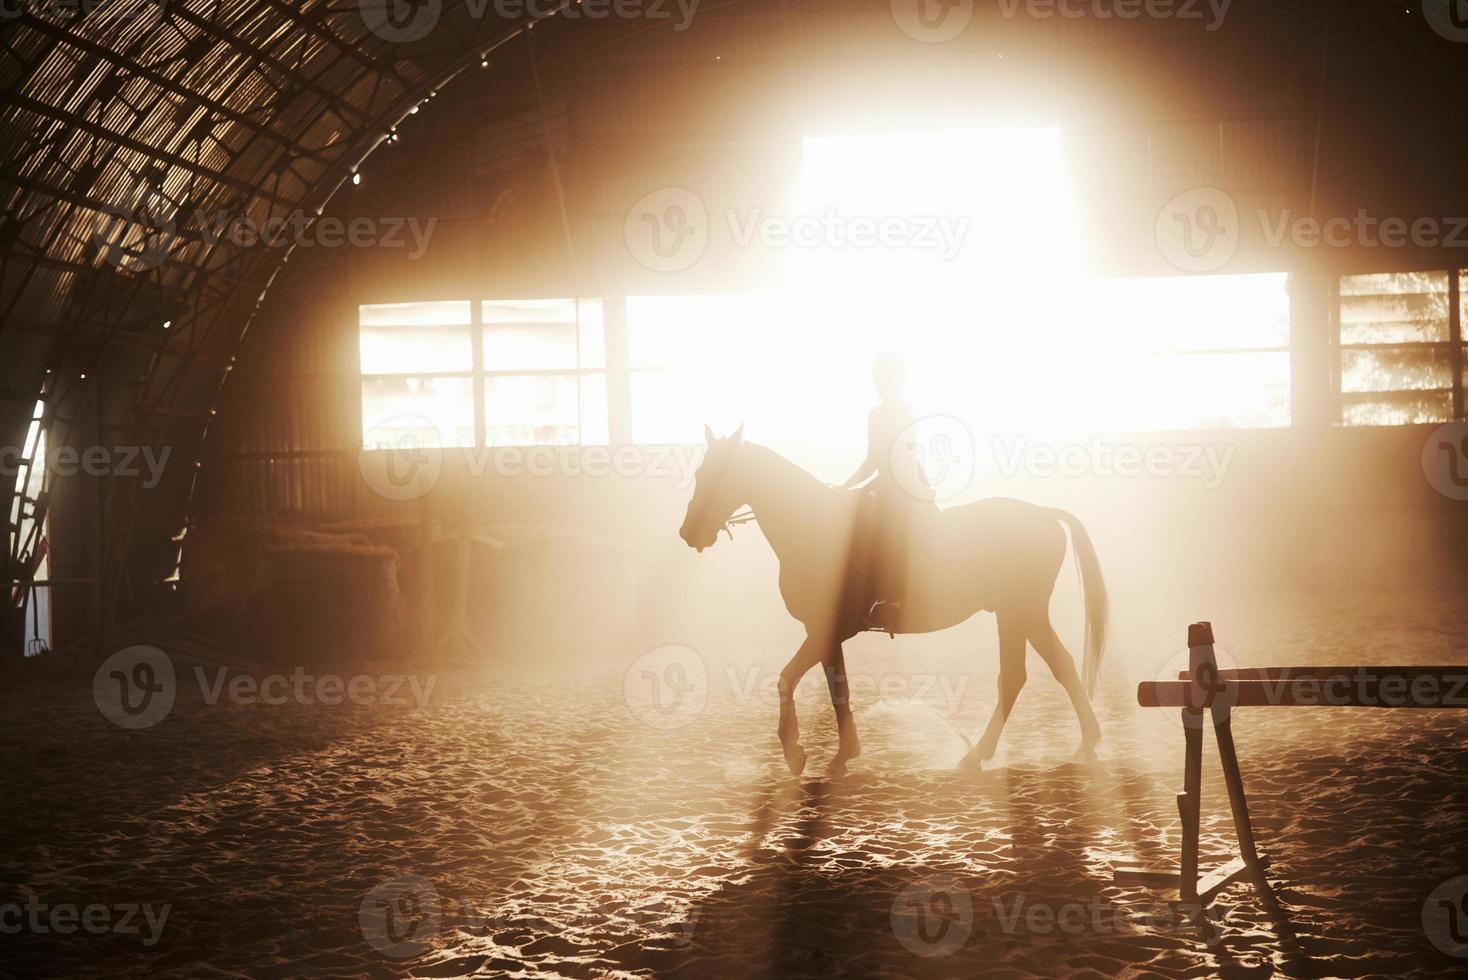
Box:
836;353;935;631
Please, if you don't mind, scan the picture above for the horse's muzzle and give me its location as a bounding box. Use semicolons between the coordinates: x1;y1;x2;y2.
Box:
679;523;715;552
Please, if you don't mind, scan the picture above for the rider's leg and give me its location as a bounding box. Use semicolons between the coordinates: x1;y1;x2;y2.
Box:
1028;613;1102;758
865;493;911;631
962;609;1029;769
777;633;828;776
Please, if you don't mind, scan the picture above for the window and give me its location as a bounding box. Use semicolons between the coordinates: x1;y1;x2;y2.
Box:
626;294;769;445
1336;271;1465;426
482;299;607;446
10;399;51;655
359;298;606;448
623;273;1291;450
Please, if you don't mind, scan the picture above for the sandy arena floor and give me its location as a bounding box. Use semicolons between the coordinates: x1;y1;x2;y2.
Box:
3;587;1468;978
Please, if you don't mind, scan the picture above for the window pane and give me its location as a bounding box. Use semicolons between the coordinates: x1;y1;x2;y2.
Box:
361;322;473;375
627;294;774;368
361;376;476;448
360;301;471;327
631;368;745;444
1086;273;1290;351
1340;347;1455;394
1343;391;1453;426
482;298;578;325
482;298;604;371
485;374;605;446
580;373;609;445
1339;272;1450;344
1095;352;1291;430
484;322;578;371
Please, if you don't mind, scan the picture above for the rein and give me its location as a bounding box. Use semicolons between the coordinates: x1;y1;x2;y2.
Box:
721;507;758;540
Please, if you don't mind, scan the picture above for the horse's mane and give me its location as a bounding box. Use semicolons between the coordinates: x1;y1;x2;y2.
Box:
739;442;830;497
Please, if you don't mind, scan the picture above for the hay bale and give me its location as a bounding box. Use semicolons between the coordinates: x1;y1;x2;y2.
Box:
244;542;407;664
183;519;372;619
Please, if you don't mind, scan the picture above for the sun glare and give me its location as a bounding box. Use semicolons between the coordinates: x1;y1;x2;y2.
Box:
627;125;1289;457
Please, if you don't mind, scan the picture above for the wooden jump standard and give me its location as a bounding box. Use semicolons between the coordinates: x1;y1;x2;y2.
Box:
1114;621;1468;908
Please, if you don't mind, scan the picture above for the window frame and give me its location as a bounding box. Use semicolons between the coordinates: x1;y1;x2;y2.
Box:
1332;268;1467;426
358;298;610;449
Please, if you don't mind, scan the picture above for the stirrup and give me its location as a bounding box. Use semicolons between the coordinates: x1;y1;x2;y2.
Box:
864;601;898;638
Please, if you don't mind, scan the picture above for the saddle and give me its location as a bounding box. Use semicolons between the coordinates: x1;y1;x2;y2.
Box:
847;488;932;634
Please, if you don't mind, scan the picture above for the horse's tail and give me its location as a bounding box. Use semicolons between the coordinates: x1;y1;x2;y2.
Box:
1052;509;1108;698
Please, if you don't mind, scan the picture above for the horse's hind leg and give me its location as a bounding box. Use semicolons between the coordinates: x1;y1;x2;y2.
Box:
777;633;828;776
960;610;1028;771
1029;614;1102;761
824;644;861;771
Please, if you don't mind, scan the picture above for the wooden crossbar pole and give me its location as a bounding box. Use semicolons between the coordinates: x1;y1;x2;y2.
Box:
1179;666;1468;681
1120;622;1468;912
1140;671;1468;709
1115;622;1270;908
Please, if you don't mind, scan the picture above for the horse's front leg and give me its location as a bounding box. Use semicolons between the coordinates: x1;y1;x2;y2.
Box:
824;645;862;772
777;633;828;776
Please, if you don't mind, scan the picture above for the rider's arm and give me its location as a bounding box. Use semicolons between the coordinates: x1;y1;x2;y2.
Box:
837;452;877;490
837;409;882;490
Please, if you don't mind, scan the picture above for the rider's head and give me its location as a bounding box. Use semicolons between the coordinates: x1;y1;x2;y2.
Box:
872;352;907;403
680;424;745;552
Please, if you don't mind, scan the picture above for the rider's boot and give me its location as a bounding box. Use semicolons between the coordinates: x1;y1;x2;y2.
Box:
864;600;902;635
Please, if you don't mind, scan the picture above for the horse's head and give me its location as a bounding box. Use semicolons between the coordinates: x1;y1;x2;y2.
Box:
680;424;746;552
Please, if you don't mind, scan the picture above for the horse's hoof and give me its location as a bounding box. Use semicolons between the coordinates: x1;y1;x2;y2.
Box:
956;751;990;774
783;743;808;777
1074;743;1099;764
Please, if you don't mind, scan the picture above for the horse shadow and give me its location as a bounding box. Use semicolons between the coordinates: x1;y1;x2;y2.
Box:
641;762;1316;979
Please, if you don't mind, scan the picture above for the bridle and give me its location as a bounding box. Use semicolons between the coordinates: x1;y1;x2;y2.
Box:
720;507;757;540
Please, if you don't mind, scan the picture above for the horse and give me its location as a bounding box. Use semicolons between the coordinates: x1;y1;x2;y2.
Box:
678;425;1107;776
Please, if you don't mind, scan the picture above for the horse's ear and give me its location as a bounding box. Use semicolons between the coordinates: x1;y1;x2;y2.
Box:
731;423;744;445
704;424;716;446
